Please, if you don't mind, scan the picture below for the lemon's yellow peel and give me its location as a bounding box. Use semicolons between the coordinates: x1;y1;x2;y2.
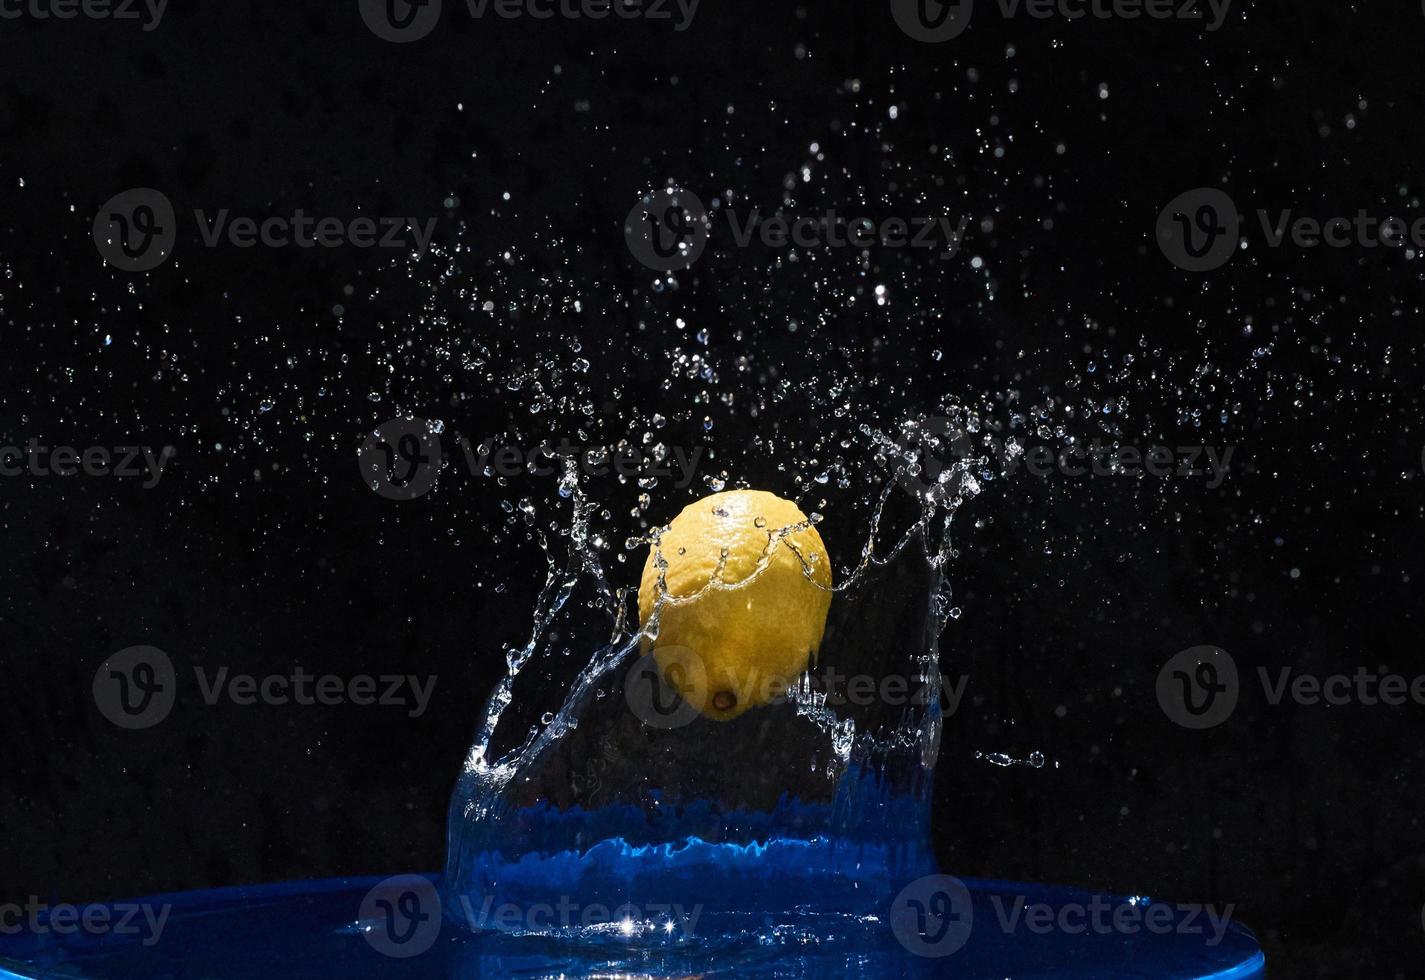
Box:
637;489;833;721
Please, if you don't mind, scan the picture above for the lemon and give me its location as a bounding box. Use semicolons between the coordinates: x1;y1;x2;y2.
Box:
638;489;833;721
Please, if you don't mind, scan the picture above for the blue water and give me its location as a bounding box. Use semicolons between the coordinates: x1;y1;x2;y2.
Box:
0;872;1265;978
443;777;936;926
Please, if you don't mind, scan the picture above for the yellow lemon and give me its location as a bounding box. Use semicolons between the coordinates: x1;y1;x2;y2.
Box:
638;489;833;721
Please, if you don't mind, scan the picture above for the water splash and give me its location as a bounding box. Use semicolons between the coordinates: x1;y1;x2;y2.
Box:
442;426;983;952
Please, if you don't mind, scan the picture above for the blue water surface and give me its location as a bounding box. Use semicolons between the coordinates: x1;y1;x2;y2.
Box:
0;864;1264;979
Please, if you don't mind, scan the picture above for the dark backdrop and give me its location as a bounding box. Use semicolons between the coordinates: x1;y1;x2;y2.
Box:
2;2;1423;977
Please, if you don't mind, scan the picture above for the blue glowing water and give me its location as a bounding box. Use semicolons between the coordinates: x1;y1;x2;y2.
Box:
443;770;936;929
0;874;1266;979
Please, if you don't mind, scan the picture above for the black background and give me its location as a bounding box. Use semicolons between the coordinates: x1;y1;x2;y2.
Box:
2;1;1424;976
